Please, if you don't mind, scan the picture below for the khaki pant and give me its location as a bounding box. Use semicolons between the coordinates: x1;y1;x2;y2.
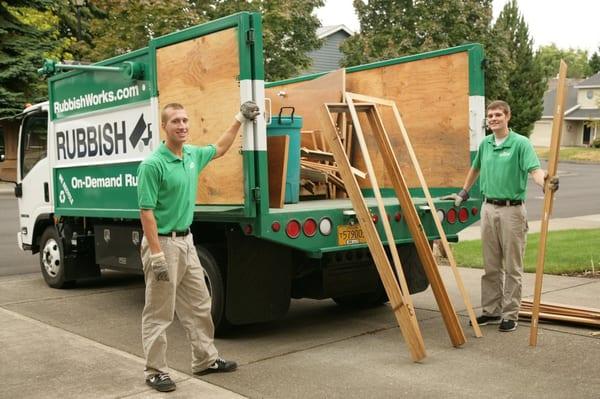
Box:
141;233;218;376
480;202;528;321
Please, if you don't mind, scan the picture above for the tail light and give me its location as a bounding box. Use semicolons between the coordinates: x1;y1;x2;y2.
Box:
271;221;281;232
447;208;457;224
436;209;445;223
394;212;402;222
319;218;332;235
286;219;301;238
458;207;469;223
471;207;479;216
303;218;317;237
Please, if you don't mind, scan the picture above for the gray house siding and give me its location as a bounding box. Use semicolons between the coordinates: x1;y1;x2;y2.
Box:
306;31;349;74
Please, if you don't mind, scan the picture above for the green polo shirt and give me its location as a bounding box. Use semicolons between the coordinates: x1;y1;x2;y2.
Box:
137;142;216;233
472;130;540;200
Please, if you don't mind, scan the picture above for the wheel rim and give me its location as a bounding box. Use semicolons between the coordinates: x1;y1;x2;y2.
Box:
42;238;61;277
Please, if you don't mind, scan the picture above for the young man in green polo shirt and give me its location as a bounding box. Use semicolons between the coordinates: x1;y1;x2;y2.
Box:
447;100;558;333
137;101;259;392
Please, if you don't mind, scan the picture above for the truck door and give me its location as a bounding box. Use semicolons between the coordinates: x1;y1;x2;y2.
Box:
152;12;265;217
16;107;52;248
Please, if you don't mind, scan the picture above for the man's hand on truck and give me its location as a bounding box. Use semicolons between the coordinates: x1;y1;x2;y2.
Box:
440;189;469;207
235;101;260;123
149;252;170;282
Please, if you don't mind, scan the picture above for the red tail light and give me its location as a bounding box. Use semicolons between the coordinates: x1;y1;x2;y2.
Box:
447;208;457;224
394;212;402;222
471;207;479;216
458;208;469;223
286;219;301;238
271;221;281;232
303;218;317;237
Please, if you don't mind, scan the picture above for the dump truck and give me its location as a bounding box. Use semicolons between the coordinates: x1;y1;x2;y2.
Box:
0;12;485;331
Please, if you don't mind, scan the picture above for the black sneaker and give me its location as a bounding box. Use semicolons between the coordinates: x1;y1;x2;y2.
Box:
499;319;518;332
470;314;501;326
146;372;176;392
194;357;238;376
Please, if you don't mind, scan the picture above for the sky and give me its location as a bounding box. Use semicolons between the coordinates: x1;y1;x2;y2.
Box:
316;0;600;55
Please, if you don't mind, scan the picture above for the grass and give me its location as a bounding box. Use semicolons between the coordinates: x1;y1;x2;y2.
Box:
535;146;600;163
451;229;600;275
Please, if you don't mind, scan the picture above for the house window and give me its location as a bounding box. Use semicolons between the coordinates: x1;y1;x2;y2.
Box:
586;90;594;99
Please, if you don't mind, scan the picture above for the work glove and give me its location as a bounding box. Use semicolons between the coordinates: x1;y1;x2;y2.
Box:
440;189;469;207
149;252;170;282
544;174;559;192
235;101;260;123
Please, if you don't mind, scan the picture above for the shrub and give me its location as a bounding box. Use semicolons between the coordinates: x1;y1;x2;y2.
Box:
592;137;600;148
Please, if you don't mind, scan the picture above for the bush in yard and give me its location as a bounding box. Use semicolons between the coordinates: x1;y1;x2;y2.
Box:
592;138;600;148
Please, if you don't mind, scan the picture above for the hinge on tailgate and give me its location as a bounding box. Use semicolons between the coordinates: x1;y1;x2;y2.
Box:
252;187;261;202
246;29;255;45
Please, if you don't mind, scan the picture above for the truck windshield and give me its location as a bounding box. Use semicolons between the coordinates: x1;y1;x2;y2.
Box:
20;113;48;179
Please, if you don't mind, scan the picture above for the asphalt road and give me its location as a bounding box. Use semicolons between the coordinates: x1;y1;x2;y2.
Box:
1;161;599;277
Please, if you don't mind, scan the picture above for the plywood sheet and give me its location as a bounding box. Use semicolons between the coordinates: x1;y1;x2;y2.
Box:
346;52;470;188
156;28;243;205
266;69;346;151
267;136;289;208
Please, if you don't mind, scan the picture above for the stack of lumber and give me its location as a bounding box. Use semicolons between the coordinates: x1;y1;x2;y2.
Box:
520;300;600;328
300;147;346;198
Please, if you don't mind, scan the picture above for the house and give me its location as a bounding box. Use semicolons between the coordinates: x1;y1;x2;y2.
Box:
305;25;353;74
531;73;600;147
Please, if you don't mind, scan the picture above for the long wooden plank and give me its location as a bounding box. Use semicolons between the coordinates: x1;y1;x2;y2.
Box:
347;92;481;338
529;61;568;347
267;136;289;209
343;102;418;314
319;105;426;362
344;95;465;347
520;311;600;327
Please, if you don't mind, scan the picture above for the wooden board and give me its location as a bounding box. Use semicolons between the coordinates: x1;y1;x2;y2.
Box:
529;60;568;347
267;136;289;208
156;28;244;205
320;104;426;362
346;53;470;189
266;69;346;151
342;99;465;348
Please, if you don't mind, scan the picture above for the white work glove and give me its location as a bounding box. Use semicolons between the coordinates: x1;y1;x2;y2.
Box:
440;189;470;207
235;101;260;123
149;252;170;282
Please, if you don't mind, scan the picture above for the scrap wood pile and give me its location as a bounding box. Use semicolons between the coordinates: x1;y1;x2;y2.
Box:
299;146;345;197
520;300;600;328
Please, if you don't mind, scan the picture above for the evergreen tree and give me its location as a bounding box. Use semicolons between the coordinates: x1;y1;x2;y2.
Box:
589;49;600;75
204;0;324;81
0;1;53;117
489;0;545;137
340;0;492;67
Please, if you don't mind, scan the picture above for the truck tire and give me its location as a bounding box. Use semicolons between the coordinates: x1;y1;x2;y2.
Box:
39;226;75;289
196;245;228;333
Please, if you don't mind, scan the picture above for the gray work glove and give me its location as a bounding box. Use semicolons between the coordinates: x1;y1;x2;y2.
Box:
544;174;559;193
149;252;170;282
440;189;469;207
235;101;260;123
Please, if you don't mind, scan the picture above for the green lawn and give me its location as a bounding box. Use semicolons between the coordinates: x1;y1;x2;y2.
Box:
535;146;600;163
452;229;600;275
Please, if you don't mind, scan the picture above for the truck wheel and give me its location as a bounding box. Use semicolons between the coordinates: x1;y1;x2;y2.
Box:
39;226;74;289
196;245;229;333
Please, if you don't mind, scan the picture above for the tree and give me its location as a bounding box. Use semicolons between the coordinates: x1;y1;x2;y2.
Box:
203;0;324;81
589;49;600;75
0;0;53;117
340;0;492;67
488;0;545;136
535;44;592;79
85;0;204;62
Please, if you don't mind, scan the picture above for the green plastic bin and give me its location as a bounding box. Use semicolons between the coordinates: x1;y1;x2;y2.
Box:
267;108;303;204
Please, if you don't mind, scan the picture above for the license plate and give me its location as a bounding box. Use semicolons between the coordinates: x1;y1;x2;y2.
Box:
337;224;366;246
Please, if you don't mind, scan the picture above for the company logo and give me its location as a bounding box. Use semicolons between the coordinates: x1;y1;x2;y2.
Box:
53;85;144;115
54;104;154;165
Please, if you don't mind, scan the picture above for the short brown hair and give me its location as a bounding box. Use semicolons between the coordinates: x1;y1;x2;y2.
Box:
486;100;511;116
161;103;185;123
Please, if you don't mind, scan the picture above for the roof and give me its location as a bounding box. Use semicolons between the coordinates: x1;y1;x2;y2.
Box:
316;25;353;39
564;107;600;120
575;72;600;88
541;84;579;117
